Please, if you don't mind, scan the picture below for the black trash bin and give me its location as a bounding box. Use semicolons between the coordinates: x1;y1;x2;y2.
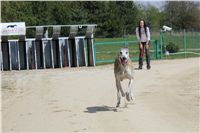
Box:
43;39;53;68
1;39;10;70
19;38;27;70
52;39;60;68
35;39;44;69
10;41;20;70
68;38;78;67
76;37;86;67
86;38;95;66
26;39;36;69
85;25;96;66
59;38;70;67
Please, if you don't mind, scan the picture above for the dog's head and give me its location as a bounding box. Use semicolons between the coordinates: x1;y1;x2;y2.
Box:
118;48;129;65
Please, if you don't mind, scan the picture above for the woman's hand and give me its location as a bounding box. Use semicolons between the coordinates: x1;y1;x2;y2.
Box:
146;43;149;49
139;43;143;49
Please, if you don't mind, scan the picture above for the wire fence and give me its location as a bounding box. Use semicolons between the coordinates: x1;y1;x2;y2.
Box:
94;40;158;64
160;30;200;59
94;30;200;65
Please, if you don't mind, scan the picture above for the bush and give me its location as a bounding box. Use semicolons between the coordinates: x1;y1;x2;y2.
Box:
166;42;179;53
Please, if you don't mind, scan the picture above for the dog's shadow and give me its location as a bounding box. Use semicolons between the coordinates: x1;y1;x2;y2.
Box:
84;105;118;113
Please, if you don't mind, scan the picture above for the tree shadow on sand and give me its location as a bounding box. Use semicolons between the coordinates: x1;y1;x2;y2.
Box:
84;106;119;113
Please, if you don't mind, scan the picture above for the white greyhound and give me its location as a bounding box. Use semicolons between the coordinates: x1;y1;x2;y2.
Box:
114;48;134;107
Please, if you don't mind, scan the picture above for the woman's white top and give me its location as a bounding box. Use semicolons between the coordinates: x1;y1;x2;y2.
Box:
136;27;150;43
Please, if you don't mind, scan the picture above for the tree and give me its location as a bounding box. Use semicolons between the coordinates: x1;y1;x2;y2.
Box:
146;5;161;31
115;1;139;36
161;1;200;30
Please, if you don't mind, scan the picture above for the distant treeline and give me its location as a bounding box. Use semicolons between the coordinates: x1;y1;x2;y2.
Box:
1;1;200;37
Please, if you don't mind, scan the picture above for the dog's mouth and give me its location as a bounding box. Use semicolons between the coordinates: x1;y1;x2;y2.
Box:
120;57;128;65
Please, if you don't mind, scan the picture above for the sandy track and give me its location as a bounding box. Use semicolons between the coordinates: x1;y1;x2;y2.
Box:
1;58;200;132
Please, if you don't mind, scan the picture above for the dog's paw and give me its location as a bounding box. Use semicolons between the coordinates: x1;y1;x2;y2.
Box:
121;92;125;97
117;103;128;108
125;92;130;101
116;102;120;108
123;102;128;108
129;100;136;105
130;96;133;101
130;93;134;101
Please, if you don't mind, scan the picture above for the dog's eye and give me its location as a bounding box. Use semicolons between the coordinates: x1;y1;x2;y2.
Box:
126;52;128;54
120;52;122;54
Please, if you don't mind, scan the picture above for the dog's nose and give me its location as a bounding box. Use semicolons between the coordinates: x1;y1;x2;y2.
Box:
122;57;126;60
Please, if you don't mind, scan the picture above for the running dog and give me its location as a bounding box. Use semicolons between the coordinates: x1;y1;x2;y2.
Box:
114;48;134;107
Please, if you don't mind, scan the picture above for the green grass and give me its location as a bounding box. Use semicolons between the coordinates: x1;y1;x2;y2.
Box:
94;39;158;64
94;35;136;42
94;32;200;65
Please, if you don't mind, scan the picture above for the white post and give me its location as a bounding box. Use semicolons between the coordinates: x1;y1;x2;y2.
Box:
50;40;54;69
0;42;3;71
26;41;29;70
33;40;37;70
67;38;71;67
59;39;63;68
75;38;79;67
84;39;88;67
8;42;12;70
91;37;95;66
17;42;20;70
42;40;46;69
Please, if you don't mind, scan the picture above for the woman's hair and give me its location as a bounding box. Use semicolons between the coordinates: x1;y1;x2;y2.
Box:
138;19;147;38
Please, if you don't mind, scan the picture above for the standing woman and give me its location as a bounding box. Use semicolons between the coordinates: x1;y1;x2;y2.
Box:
136;20;151;70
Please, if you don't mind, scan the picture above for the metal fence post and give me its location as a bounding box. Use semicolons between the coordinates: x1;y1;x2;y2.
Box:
94;41;96;65
184;29;186;58
154;40;158;60
160;31;163;59
192;30;194;48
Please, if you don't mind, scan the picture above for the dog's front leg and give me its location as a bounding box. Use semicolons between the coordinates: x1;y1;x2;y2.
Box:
116;78;125;97
116;89;120;108
116;78;124;107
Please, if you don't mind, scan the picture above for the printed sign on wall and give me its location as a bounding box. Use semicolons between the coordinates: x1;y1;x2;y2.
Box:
0;22;26;36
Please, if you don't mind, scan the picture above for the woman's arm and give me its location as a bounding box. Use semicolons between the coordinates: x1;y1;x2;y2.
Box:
146;27;151;44
135;27;140;42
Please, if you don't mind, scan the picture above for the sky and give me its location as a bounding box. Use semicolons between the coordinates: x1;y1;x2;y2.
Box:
135;0;200;10
135;1;165;10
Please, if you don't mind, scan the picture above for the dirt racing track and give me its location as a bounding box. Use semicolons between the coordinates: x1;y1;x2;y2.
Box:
1;58;199;132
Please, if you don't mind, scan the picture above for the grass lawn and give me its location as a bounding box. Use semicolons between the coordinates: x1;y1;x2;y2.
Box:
93;32;200;65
